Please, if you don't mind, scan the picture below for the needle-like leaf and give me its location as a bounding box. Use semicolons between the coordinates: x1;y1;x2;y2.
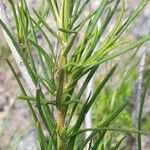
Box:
79;99;131;149
33;9;61;42
0;19;37;84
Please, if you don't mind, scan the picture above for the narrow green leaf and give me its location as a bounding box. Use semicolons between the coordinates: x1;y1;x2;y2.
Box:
73;11;96;32
103;0;150;51
119;145;128;150
68;64;117;149
81;0;121;62
71;0;120;69
8;0;19;33
84;36;150;67
30;40;54;68
22;0;52;88
22;3;55;87
79;99;131;149
17;95;56;105
112;137;125;150
61;0;71;30
68;128;148;138
137;72;150;149
115;0;150;37
67;93;91;149
33;9;61;42
100;0;125;50
6;59;26;95
39;77;55;94
68;66;98;125
36;121;47;150
58;28;77;34
38;0;46;14
17;95;37;101
88;39;129;64
17;5;37;73
47;0;60;22
76;65;117;129
71;0;91;25
106;135;112;150
22;0;38;43
64;100;81;105
85;64;118;112
0;19;37;84
35;87;56;147
6;60;44;146
64;33;77;55
86;0;109;37
72;0;81;19
47;138;52;150
31;17;55;61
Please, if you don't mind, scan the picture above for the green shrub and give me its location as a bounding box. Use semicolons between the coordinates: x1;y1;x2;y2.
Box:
0;0;150;149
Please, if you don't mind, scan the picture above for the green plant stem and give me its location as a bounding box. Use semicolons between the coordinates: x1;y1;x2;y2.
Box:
55;1;70;146
57;108;65;150
56;52;67;150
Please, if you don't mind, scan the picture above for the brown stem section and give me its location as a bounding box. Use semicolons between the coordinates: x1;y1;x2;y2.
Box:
56;53;67;150
57;108;66;149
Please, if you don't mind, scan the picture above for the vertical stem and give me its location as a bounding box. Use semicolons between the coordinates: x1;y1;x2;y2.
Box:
57;106;66;150
56;3;70;147
56;55;66;150
134;47;146;150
